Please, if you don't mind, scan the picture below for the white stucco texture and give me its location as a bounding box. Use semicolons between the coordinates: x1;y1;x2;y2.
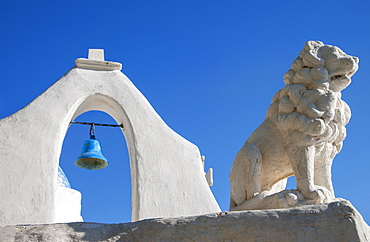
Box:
0;55;220;226
55;187;83;223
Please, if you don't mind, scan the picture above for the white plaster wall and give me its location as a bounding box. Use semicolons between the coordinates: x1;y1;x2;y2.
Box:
55;187;83;223
0;61;220;226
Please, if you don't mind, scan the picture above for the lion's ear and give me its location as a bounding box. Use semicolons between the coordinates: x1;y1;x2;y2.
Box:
304;41;324;51
302;50;324;68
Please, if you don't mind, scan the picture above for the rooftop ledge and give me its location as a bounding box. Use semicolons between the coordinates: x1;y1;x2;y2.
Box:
75;49;122;71
75;58;122;71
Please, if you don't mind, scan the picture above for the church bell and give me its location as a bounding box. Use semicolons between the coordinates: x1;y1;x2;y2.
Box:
74;123;108;170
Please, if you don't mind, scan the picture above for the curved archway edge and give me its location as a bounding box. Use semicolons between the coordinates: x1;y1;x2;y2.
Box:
0;62;220;226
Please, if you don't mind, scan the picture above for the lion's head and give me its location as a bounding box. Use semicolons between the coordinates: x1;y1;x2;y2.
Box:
267;41;358;149
283;41;358;92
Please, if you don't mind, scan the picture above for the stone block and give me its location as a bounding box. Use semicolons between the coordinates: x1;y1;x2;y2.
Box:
1;200;368;241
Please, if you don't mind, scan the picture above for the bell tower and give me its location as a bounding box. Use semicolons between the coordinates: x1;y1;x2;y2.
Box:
0;50;220;226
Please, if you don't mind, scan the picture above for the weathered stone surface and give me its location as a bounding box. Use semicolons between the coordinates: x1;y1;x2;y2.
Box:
1;200;368;241
230;41;360;210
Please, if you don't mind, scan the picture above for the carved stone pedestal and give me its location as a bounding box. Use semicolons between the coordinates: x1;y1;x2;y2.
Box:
0;200;368;241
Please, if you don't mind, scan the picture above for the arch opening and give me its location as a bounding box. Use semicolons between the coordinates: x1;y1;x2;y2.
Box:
59;110;132;223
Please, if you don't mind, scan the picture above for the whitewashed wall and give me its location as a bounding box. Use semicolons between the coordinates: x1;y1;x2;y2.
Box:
0;55;220;226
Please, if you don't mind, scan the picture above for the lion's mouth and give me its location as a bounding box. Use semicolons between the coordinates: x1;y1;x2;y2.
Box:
330;71;353;80
330;71;354;80
330;74;345;80
328;73;352;91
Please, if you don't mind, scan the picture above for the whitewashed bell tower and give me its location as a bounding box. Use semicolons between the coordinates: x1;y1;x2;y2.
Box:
0;50;220;226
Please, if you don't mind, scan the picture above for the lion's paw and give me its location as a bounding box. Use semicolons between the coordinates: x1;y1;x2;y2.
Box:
302;186;335;204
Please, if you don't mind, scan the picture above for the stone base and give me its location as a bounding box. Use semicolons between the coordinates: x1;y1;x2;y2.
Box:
1;200;369;241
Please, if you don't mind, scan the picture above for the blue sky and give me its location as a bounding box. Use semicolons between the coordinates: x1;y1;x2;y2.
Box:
1;1;369;224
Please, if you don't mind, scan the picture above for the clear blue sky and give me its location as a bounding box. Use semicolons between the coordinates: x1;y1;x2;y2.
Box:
1;1;369;224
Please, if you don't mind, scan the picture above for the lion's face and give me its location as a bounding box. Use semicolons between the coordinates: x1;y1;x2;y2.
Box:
284;41;359;93
319;45;359;92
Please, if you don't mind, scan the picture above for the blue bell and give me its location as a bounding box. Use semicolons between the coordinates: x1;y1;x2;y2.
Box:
74;123;108;170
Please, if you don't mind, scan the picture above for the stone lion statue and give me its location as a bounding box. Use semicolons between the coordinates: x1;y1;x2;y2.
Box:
230;41;359;211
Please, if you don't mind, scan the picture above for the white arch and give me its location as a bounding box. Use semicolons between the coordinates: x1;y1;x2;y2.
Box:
0;56;220;226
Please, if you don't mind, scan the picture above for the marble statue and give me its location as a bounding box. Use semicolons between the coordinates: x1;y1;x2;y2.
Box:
230;41;359;210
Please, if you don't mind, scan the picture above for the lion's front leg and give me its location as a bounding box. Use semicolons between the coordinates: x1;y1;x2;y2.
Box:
314;142;336;198
314;158;334;197
287;145;330;203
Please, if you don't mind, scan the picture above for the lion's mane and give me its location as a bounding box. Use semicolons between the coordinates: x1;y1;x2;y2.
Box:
265;41;353;157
